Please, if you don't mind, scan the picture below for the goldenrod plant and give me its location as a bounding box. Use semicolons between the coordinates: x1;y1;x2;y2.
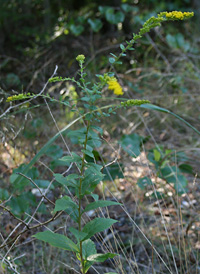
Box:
5;11;195;274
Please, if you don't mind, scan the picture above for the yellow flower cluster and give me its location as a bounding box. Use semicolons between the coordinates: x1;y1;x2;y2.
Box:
76;54;85;63
6;93;32;102
107;77;123;96
121;99;150;107
160;11;194;20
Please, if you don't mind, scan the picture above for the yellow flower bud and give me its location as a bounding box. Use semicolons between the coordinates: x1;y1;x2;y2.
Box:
76;54;85;63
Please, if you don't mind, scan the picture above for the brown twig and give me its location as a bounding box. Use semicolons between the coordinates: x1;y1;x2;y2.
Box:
16;172;55;206
0;204;30;229
0;211;63;249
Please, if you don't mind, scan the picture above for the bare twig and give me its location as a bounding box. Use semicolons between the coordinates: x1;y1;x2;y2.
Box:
0;65;58;120
16;172;55;206
0;254;20;274
0;211;62;249
0;204;30;229
100;136;121;172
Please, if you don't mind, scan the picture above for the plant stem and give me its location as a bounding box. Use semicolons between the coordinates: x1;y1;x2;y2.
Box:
78;120;91;274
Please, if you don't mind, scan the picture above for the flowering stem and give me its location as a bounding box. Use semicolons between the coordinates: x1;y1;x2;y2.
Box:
78;120;91;274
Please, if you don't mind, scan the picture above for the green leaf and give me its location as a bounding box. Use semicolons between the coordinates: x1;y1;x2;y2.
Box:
88;18;103;32
81;163;104;195
59;152;82;164
109;57;116;64
175;151;189;163
53;173;78;188
68;128;102;148
103;163;124;181
166;33;190;52
69;24;84;36
87;252;117;262
82;149;94;158
54;196;78;213
8;192;37;216
140;104;172;114
147;151;160;169
174;174;188;194
86;145;94;152
160;166;178;183
44;144;63;159
67;128;87;144
166;34;177;48
98;6;109;15
85;112;94;120
139;104;200;136
179;164;193;174
113;11;125;23
81;96;91;102
82;218;117;240
137;177;153;190
82;239;97;259
33;230;78;252
0;188;9;200
66;174;80;180
69;227;87;242
153;149;161;162
115;61;122;65
121;3;138;12
110;53;117;58
83;200;121;213
120;44;125;50
160;166;188;194
90;125;103;135
91;193;99;201
151;191;164;199
77;239;97;273
119;133;143;158
105;8;125;24
53;195;79;221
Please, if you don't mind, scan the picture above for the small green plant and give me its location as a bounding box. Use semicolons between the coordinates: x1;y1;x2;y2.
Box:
3;11;196;274
137;146;194;196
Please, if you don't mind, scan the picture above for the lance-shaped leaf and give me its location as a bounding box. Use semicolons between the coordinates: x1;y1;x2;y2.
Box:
81;239;97;273
87;252;117;262
90;125;103;135
76;239;97;273
54;195;78;213
88;18;103;32
69;227;87;242
81;149;94;158
81;163;104;195
82;218;117;241
33;230;78;252
54;173;79;188
54;196;79;221
82;239;97;259
59;152;82;164
82;246;117;274
140;104;200;136
83;200;121;213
